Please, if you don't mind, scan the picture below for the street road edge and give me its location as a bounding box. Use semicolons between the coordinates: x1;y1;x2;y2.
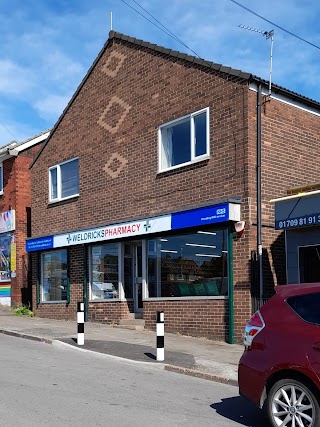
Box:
164;365;238;387
0;329;52;344
0;329;238;386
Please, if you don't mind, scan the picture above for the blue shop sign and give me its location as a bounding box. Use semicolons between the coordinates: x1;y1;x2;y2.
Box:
171;203;229;230
275;213;320;230
26;236;54;252
274;193;320;230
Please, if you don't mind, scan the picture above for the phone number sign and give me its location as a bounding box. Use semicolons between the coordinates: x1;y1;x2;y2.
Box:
275;214;320;230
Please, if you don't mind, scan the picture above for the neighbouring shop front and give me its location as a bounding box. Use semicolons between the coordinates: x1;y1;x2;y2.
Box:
274;191;320;284
0;210;16;306
26;201;240;341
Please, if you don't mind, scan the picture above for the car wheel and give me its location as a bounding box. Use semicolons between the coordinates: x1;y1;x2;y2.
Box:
267;378;320;427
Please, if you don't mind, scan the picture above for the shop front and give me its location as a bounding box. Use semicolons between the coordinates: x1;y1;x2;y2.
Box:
27;201;240;340
274;191;320;284
0;210;16;306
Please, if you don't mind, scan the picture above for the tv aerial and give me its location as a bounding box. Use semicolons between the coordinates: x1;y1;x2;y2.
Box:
239;25;274;98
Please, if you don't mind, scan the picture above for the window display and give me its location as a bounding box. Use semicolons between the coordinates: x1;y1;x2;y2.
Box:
0;232;14;281
42;250;68;302
90;244;119;300
147;229;228;298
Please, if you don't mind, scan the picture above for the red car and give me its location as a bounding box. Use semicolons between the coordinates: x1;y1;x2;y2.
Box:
238;283;320;427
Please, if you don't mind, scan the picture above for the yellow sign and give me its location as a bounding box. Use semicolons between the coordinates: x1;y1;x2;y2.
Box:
10;243;16;272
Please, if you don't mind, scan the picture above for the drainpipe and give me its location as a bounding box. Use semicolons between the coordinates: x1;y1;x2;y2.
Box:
257;84;263;307
228;223;234;344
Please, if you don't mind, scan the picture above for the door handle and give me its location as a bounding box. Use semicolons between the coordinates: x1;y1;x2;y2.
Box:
313;342;320;352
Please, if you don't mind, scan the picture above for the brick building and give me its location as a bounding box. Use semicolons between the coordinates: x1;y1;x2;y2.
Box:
0;130;50;307
27;32;320;342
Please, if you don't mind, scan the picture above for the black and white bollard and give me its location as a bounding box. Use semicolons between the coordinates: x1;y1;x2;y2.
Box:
77;302;85;346
156;311;164;361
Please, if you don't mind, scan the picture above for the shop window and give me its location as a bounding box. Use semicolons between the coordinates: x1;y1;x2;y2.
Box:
0;163;3;194
299;245;320;283
90;244;119;300
158;108;209;172
0;233;13;282
42;250;68;302
49;158;79;202
147;229;228;298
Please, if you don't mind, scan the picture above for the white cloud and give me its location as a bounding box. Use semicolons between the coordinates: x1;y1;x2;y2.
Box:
34;94;71;121
0;60;34;96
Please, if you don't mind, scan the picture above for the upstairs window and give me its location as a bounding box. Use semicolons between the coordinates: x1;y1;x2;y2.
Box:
49;158;79;202
158;108;209;172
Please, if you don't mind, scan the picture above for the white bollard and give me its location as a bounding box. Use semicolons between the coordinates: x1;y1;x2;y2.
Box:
77;302;85;345
156;311;164;361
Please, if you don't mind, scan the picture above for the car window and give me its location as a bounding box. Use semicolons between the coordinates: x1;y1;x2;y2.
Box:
287;292;320;325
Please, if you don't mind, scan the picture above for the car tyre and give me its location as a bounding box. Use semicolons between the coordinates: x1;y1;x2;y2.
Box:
267;378;320;427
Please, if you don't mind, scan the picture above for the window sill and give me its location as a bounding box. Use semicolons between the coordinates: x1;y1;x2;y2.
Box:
145;296;227;301
158;155;210;175
48;194;79;205
40;300;68;304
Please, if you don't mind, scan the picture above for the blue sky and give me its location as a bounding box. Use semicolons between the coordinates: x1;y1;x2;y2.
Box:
1;0;320;145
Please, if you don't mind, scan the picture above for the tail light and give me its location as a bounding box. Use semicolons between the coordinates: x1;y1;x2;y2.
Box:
243;310;265;347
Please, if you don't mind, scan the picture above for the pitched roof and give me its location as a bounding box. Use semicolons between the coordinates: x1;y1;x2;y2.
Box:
0;129;51;162
30;31;320;168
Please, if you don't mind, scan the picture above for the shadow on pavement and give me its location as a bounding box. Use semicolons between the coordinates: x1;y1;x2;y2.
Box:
60;338;195;368
211;396;269;426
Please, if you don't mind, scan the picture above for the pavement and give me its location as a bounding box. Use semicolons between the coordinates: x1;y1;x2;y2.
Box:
0;304;243;386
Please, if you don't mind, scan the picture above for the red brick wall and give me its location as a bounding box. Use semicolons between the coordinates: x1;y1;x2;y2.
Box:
144;300;228;341
247;91;320;299
31;40;249;236
0;144;42;306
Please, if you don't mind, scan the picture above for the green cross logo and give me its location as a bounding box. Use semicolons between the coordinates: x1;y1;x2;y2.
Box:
144;220;151;232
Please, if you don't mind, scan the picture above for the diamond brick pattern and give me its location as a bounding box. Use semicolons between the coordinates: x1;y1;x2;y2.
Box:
97;95;131;135
104;152;128;178
102;51;127;78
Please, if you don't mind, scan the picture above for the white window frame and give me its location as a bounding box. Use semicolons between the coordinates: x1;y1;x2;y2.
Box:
158;107;210;173
0;162;3;195
48;157;79;203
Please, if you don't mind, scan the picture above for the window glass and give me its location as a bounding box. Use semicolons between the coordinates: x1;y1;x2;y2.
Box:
50;168;58;200
42;250;68;302
159;108;209;171
124;256;133;299
49;158;79;202
90;244;119;300
169;119;191;167
287;293;320;325
299;245;320;283
194;112;207;157
61;159;79;198
147;229;228;298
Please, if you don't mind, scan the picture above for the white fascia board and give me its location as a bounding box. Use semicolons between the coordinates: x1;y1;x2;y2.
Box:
229;203;241;222
0;153;14;162
249;83;320;117
14;131;51;153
